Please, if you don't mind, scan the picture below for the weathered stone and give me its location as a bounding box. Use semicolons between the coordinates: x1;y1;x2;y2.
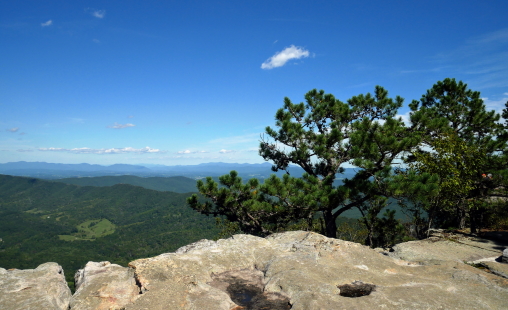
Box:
504;248;508;263
481;261;508;279
118;231;508;310
70;261;141;310
389;233;505;264
0;262;71;310
4;232;508;309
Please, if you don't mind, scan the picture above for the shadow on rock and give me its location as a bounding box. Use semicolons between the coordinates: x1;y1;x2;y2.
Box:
210;269;291;310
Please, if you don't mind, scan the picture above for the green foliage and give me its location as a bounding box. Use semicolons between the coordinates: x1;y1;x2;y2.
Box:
336;218;368;244
58;219;116;241
406;78;508;233
187;171;315;236
190;87;422;239
409;133;486;228
188;78;508;244
0;174;218;285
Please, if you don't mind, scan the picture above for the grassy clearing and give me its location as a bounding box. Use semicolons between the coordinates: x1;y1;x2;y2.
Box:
25;208;45;214
59;219;116;241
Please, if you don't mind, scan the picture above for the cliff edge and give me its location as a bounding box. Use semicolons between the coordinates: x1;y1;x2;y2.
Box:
1;230;507;309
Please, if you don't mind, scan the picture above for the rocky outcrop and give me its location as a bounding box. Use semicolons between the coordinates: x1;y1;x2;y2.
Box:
123;231;508;310
70;261;141;310
1;231;508;309
0;262;71;310
389;230;504;264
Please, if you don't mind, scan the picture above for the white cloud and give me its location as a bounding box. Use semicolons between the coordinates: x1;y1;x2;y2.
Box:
504;92;508;96
39;147;66;151
107;123;135;129
6;127;19;132
261;45;310;69
395;111;411;126
41;20;52;27
177;150;208;154
92;10;106;18
219;149;235;153
38;146;163;154
482;96;508;115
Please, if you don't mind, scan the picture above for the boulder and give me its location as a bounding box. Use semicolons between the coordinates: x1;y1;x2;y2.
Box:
389;232;505;264
0;262;71;310
3;231;508;309
120;231;508;309
70;261;141;310
481;261;508;279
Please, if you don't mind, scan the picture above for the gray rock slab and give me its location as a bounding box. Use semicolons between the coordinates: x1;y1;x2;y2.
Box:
70;261;141;310
504;248;508;263
120;231;508;310
0;262;71;310
389;235;506;264
481;261;508;279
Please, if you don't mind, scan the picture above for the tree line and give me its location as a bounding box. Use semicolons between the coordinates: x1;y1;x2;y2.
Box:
188;78;508;247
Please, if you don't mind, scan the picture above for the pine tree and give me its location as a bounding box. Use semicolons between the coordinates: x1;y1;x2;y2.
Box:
407;78;507;232
189;87;421;238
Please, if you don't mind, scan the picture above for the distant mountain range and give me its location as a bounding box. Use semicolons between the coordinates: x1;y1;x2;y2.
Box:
0;161;319;179
55;175;199;193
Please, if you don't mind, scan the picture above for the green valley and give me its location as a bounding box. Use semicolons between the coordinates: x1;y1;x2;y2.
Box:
0;174;218;287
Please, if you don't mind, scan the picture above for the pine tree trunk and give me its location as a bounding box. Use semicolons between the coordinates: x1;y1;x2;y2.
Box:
323;209;337;238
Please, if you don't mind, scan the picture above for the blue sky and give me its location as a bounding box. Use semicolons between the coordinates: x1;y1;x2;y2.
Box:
1;0;508;166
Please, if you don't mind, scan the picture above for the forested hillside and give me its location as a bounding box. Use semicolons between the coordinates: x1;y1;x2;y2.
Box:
0;174;218;287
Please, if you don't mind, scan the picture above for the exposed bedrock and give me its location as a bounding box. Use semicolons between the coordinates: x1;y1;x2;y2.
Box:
1;231;508;309
0;262;71;310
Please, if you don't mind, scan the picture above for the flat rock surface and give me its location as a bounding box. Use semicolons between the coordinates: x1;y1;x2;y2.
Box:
481;261;508;279
3;231;508;310
70;261;141;310
389;230;507;264
123;231;508;310
0;262;71;310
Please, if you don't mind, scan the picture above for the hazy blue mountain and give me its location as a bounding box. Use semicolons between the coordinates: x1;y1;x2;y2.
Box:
55;175;198;193
0;161;359;180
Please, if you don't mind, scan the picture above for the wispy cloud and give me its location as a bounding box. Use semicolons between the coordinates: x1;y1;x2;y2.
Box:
433;28;508;90
177;150;208;154
219;149;235;154
38;146;163;154
482;95;508;115
41;20;52;27
261;45;310;69
17;149;33;152
92;39;100;44
107;123;135;129
91;9;106;19
6;127;19;133
399;67;447;74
